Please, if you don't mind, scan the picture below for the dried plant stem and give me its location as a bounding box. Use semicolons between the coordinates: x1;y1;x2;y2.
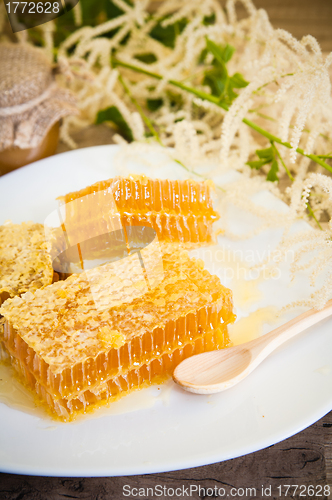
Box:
242;119;332;175
112;57;332;175
306;202;323;230
270;141;294;181
112;58;228;109
118;74;163;146
117;73;209;179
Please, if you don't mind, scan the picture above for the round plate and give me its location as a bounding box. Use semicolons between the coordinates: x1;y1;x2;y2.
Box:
0;145;331;476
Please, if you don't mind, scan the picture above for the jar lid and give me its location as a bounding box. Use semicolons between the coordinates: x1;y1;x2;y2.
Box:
0;43;77;152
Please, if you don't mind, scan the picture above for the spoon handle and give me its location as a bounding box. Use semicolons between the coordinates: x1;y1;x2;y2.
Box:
248;298;332;365
173;299;332;394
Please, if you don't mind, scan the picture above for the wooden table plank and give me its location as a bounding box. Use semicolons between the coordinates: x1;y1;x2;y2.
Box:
0;412;330;498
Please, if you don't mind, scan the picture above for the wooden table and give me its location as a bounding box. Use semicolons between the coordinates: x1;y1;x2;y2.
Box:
1;0;332;497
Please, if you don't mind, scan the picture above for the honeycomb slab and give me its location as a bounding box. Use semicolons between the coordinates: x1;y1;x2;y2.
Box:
0;221;53;305
0;246;234;420
58;176;220;245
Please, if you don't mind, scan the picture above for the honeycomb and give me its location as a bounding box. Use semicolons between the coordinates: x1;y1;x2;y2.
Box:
0;221;53;305
0;246;234;420
57;176;220;245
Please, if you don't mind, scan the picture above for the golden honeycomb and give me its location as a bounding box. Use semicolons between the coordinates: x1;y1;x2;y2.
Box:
0;221;53;305
0;246;234;420
57;176;220;245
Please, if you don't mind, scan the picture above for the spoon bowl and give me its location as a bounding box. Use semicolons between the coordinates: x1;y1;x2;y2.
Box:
174;347;252;394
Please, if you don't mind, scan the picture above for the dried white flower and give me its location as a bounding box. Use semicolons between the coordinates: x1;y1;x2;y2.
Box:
13;0;332;309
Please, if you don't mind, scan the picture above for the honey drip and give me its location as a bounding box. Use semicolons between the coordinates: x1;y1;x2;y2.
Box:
228;306;279;345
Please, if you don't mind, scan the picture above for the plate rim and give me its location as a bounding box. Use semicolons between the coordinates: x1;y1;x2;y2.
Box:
0;144;331;477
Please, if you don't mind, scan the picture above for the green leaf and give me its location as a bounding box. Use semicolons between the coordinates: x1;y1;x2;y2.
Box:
105;0;128;17
267;159;279;182
206;38;225;66
80;0;107;26
147;98;163;111
165;90;183;109
135;53;157;64
229;72;249;88
55;0;115;45
206;38;235;65
203;71;227;98
203;13;216;25
198;47;208;64
256;147;274;160
222;44;235;63
247;146;279;181
202;41;246;106
77;0;128;27
96;106;133;141
226;86;238;103
246;159;270;170
149;18;187;48
55;0;133;42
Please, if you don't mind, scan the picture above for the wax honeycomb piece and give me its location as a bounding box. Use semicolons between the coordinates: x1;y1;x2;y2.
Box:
57;176;220;245
0;246;234;421
0;221;53;305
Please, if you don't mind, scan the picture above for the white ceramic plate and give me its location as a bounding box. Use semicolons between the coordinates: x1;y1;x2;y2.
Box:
0;145;331;477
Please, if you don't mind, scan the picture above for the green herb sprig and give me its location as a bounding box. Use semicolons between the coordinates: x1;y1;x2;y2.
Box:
202;38;249;108
247;142;294;182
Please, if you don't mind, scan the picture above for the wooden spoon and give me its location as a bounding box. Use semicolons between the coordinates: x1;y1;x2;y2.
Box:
173;299;332;394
